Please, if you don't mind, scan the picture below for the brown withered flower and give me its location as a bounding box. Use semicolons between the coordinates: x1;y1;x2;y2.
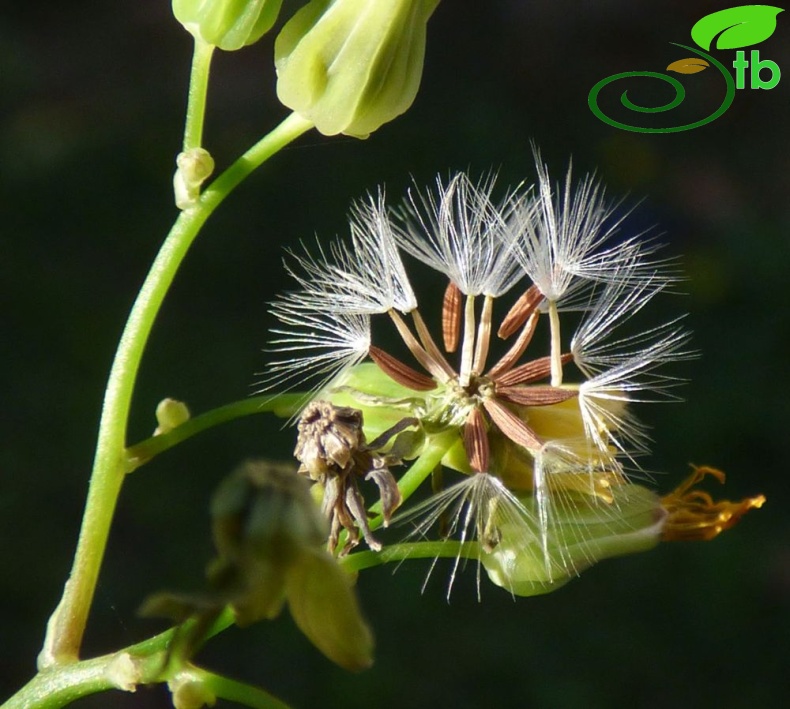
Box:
295;400;417;554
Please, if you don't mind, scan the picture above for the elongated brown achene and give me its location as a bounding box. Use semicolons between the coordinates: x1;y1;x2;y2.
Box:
482;397;542;451
442;281;462;353
486;311;539;379
496;353;572;387
495;385;578;407
497;284;544;339
411;309;456;378
369;345;437;391
387;309;451;382
463;407;490;473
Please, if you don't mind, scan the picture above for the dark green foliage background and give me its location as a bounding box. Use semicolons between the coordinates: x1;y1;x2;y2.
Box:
2;1;789;707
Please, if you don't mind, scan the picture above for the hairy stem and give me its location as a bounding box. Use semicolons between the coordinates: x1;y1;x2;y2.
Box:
38;113;313;670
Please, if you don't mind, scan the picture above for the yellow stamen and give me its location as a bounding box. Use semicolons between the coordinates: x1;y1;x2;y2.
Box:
661;466;765;542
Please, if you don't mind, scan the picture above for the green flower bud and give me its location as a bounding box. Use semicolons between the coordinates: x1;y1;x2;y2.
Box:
173;0;284;50
174;148;215;210
482;484;666;597
274;0;440;138
154;397;192;435
168;673;217;709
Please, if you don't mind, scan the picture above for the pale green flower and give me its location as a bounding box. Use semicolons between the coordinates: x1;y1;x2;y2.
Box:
172;0;284;50
275;0;440;138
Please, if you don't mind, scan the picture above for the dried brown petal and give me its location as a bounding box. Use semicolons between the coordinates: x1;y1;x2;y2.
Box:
345;484;382;553
496;385;578;407
482;397;542;451
442;281;462;353
463;407;490;473
366;463;402;525
498;284;544;339
365;416;420;454
368;346;437;392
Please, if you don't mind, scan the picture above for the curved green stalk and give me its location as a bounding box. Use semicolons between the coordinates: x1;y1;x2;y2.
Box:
187;667;293;709
183;38;215;151
125;393;306;471
38;112;314;670
341;541;478;573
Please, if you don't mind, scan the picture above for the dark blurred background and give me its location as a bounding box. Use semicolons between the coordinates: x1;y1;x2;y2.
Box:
2;1;789;707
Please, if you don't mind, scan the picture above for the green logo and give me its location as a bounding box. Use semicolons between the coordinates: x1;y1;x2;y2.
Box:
588;5;784;133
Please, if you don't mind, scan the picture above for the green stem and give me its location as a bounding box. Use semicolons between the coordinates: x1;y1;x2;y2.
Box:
38;113;314;670
367;432;455;531
189;667;293;709
341;541;478;573
125;393;306;471
6;610;236;709
183;38;215;151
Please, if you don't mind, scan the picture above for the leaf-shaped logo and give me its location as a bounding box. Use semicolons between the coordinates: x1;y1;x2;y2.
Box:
691;5;784;50
666;58;710;74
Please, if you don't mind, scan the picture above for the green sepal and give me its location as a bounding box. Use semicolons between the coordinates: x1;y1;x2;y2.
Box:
286;547;374;671
482;484;665;596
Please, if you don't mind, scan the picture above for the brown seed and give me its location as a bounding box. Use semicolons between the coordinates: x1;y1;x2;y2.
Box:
463;407;490;473
496;385;578;407
496;353;572;387
498;284;544;339
442;282;462;353
487;311;539;379
368;345;437;391
411;309;456;379
482;398;542;451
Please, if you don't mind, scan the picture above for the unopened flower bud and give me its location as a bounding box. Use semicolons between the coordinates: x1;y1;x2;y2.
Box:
172;0;284;51
274;0;440;138
154;397;191;435
168;673;217;709
174;148;215;210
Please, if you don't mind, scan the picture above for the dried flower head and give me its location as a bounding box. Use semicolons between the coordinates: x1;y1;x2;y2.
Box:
295;400;416;554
